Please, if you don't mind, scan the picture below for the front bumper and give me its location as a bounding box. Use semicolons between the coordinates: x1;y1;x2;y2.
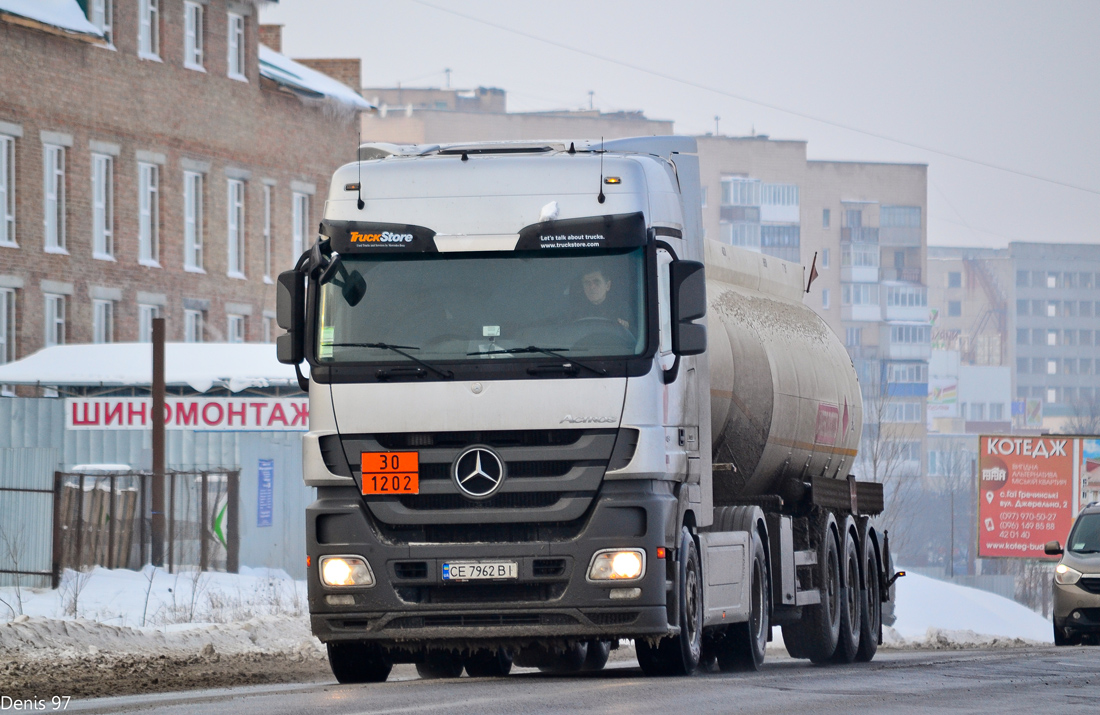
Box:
307;481;679;647
1053;580;1100;633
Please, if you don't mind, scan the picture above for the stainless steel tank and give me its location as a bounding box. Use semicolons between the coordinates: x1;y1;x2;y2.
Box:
704;241;863;504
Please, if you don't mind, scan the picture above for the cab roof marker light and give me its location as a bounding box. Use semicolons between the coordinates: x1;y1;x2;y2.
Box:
604;177;622;185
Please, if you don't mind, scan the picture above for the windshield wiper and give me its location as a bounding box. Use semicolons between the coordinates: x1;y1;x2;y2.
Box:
467;345;606;376
329;342;453;380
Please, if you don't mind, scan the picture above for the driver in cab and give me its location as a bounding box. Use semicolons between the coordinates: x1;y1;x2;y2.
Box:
577;268;630;330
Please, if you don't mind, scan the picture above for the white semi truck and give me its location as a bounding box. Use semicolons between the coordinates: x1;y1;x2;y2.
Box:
277;136;898;681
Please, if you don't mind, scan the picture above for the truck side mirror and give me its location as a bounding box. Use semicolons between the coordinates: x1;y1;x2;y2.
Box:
1044;540;1063;556
276;269;305;365
670;260;707;356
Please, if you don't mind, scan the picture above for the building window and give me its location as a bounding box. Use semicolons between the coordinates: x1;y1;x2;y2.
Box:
91;153;113;259
888;363;927;383
92;299;113;343
1083;301;1093;317
263;314;274;343
821;248;830;269
1016;329;1028;345
184;1;203;70
226;179;245;277
138;0;159;58
87;0;112;44
969;403;986;421
184;309;203;343
720;177;761;207
184;171;203;270
842;283;879;306
227;314;245;343
138;162;159;265
42;144;65;252
1047;273;1058;289
822;288;830;309
1065;329;1077;346
845;327;862;347
1016;299;1028;316
1048;388;1057;404
885;401;923;423
1017;358;1028;374
1047;302;1057;318
1032;358;1044;374
262;184;272;282
44;294;65;347
1083;358;1093;375
947;271;961;289
1083;330;1093;346
1082;272;1094;289
1047;360;1057;375
292;191;309;257
1016;270;1028;287
0;287;14;365
880;205;921;228
138;304;159;343
822;208;830;228
947;300;961;317
889;324;930;344
0;134;14;247
887;286;927;307
227;12;246;80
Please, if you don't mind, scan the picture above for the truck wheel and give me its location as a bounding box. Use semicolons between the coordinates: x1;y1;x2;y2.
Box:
416;650;464;679
832;520;862;663
536;642;589;673
717;533;769;671
582;640;612;671
855;525;881;663
464;648;513;677
782;513;841;664
636;526;703;676
327;642;392;684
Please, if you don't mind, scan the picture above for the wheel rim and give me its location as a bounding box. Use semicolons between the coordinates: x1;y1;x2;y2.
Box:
685;555;700;647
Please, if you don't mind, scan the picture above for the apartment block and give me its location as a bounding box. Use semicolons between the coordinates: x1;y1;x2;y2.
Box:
0;2;367;380
696;135;929;477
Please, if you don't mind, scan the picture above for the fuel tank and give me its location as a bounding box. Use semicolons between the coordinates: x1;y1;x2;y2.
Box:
704;240;863;504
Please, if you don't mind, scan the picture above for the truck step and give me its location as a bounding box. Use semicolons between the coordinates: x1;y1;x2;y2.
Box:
795;590;821;606
794;550;817;567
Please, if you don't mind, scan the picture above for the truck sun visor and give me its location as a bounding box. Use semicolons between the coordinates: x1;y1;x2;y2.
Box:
321;219;438;253
515;212;648;251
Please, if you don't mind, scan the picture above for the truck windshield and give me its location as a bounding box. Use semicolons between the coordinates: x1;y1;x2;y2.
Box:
315;247;647;363
1068;514;1100;553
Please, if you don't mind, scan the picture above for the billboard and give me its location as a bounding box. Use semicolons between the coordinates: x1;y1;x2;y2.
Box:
927;378;958;419
977;436;1078;559
65;397;308;431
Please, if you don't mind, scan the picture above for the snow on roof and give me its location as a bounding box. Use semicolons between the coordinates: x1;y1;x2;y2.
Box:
0;343;299;393
0;0;103;38
258;45;374;111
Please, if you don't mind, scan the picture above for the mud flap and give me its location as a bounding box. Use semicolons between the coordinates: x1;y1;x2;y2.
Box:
698;531;752;626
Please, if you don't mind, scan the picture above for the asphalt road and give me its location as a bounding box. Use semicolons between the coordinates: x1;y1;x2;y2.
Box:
63;646;1100;715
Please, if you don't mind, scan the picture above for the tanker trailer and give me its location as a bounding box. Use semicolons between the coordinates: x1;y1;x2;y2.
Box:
279;136;898;682
701;239;894;666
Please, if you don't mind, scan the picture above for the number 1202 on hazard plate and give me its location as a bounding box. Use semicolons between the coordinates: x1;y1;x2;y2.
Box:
360;451;419;495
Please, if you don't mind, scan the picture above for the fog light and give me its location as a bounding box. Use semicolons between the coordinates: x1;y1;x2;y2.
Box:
587;549;646;582
1073;611;1082;620
326;594;356;606
320;556;375;587
1055;563;1082;585
610;588;642;600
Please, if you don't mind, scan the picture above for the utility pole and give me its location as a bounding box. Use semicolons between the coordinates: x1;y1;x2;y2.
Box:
150;318;166;566
588;91;594;111
444;68;451;89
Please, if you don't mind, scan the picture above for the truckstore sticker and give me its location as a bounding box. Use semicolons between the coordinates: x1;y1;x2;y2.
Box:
977;435;1078;559
65;398;308;431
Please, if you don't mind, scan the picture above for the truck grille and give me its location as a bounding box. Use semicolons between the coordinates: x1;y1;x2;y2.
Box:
1078;577;1100;595
327;429;627;531
395;583;566;604
388;613;576;629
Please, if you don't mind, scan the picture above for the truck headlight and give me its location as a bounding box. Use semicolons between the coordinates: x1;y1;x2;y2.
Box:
588;549;646;582
320;556;375;587
1055;563;1083;585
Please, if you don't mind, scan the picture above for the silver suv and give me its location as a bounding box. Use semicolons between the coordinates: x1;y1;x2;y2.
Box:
1047;502;1100;646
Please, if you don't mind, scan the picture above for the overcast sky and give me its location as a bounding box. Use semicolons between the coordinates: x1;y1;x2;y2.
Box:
260;0;1099;249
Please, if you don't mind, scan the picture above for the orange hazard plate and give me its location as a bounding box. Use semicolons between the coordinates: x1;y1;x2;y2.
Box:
360;451;419;495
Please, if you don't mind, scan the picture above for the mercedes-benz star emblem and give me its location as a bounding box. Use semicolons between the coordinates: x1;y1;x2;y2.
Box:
452;446;505;499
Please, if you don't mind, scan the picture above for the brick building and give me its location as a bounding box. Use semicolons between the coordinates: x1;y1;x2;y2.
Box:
0;1;369;382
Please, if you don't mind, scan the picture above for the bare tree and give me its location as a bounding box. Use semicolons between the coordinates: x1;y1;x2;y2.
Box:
852;374;922;556
1065;396;1100;435
0;524;28;618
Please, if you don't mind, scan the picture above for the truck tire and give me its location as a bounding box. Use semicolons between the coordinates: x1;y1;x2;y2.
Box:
636;526;703;676
782;512;841;664
582;640;612;671
855;523;881;662
327;642;392;684
832;518;862;663
717;532;769;671
416;650;464;679
536;642;588;673
464;648;513;677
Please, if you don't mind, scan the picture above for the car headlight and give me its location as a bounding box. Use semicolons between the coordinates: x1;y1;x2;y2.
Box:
320;556;375;587
1055;563;1083;585
588;549;646;582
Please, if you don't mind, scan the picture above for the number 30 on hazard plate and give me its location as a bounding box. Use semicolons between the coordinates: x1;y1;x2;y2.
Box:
360;451;419;495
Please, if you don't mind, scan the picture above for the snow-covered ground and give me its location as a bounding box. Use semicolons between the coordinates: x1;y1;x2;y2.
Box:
1;563;1053;661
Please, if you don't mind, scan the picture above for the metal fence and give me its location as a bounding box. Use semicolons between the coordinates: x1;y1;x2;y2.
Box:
0;448;61;588
54;469;240;576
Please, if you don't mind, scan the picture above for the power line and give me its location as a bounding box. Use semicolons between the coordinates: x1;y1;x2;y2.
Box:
408;0;1100;197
